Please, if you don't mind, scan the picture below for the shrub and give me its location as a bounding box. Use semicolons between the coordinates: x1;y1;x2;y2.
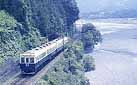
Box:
81;23;102;52
0;10;17;32
83;55;95;72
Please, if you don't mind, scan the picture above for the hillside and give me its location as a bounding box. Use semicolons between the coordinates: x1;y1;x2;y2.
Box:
0;0;79;82
36;23;102;85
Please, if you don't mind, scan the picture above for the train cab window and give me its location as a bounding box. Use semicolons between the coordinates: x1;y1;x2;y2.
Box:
43;45;46;47
26;58;29;63
35;48;39;50
21;58;24;63
30;58;34;63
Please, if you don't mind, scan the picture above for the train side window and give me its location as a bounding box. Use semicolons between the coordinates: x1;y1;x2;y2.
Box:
43;46;46;47
26;58;29;63
21;58;24;63
30;58;34;63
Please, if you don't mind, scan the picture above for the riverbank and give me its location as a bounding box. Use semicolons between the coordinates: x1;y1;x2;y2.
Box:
85;18;137;85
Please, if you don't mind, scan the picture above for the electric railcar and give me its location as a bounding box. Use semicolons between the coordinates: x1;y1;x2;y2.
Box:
19;37;69;75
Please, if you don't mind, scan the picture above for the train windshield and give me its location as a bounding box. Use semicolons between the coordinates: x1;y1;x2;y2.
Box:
26;58;29;63
21;58;25;63
30;58;34;63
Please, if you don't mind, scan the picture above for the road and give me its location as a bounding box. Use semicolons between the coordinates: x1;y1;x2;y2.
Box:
85;18;137;85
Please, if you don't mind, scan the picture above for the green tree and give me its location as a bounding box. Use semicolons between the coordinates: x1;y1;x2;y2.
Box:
81;23;102;52
83;55;95;72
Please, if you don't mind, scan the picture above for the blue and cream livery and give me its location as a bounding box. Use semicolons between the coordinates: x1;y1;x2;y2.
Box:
19;37;69;75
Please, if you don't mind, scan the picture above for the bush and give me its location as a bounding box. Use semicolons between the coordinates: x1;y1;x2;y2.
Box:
37;42;87;85
81;23;102;52
0;10;17;32
83;55;95;72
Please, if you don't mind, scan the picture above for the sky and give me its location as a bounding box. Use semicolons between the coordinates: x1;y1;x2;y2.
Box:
76;0;137;13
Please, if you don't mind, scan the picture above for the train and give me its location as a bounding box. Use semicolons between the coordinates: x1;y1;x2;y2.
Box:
19;37;69;75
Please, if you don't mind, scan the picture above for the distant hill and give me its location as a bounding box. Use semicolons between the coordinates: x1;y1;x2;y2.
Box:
80;9;137;19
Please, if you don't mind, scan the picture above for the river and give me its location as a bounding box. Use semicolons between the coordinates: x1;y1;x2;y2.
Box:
84;18;137;85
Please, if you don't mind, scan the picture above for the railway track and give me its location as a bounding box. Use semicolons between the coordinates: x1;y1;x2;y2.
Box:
10;75;31;85
5;50;65;85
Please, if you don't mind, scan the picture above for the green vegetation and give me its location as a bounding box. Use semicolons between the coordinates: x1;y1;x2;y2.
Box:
0;0;79;39
0;0;102;84
0;10;41;64
83;55;95;72
0;0;79;66
72;40;84;52
0;10;18;64
81;23;102;52
0;10;17;32
37;40;95;85
0;0;80;82
0;56;4;64
36;22;103;85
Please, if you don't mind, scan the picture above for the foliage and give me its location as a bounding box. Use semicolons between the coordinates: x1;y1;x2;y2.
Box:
81;23;102;52
83;55;95;72
36;35;96;84
0;0;79;66
37;42;88;85
35;17;99;85
72;40;84;52
0;0;86;84
0;56;4;64
0;10;17;32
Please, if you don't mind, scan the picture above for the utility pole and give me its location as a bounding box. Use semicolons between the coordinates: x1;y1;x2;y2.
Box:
61;24;65;51
63;24;65;50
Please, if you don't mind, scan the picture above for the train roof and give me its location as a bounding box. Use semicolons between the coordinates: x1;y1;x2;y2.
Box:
20;37;69;58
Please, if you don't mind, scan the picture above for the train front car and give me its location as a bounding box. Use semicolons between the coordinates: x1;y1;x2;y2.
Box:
19;37;69;75
19;53;36;75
